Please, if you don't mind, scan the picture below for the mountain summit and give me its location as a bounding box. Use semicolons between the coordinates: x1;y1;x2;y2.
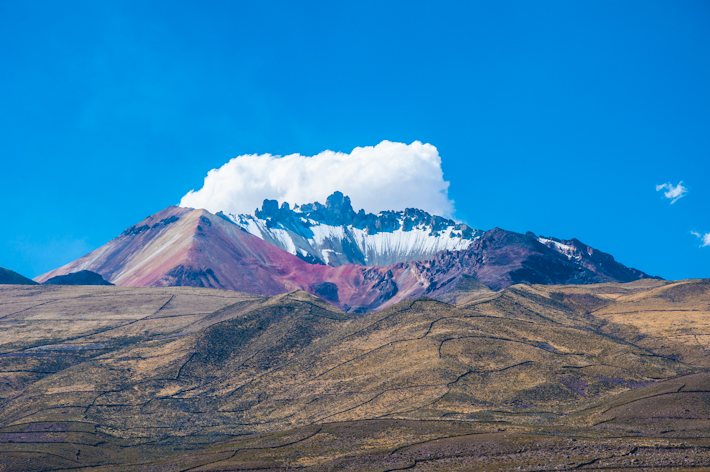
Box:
225;191;480;267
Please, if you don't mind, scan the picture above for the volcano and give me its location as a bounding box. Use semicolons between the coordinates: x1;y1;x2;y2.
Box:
35;195;658;311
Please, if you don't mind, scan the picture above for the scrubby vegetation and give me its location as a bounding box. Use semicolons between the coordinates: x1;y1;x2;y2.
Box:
1;279;709;470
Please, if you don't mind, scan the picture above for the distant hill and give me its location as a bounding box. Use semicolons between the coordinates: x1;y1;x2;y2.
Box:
0;267;37;285
0;279;708;469
43;270;113;285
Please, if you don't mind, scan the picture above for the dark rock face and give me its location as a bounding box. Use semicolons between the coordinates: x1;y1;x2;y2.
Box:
151;215;180;229
0;268;38;285
296;251;325;265
122;224;150;237
253;192;474;237
123;216;180;236
256;199;280;219
412;228;659;293
311;282;339;303
43;270;113;286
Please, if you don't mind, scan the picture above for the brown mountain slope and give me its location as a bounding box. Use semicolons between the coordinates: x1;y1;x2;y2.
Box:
434;274;496;305
0;279;709;470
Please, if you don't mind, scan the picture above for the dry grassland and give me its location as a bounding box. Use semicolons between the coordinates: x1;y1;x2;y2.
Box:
0;279;709;470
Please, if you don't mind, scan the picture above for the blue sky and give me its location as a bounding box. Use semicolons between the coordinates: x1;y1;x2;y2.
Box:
1;1;708;280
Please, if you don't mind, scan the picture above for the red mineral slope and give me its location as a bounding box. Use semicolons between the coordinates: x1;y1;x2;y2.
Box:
35;207;424;312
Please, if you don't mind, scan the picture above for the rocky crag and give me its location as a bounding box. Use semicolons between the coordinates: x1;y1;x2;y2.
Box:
226;191;481;266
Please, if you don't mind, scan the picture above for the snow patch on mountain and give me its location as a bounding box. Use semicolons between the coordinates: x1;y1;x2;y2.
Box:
349;225;472;263
538;236;582;261
224;191;482;267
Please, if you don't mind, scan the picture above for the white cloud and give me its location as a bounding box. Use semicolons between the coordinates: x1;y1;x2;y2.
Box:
180;141;455;218
656;181;687;204
691;231;710;248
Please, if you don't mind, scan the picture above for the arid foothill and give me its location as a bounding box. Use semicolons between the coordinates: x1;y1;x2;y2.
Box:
1;275;709;470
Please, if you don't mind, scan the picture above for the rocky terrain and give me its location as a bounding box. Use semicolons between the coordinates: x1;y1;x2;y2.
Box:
0;278;709;470
34;203;658;312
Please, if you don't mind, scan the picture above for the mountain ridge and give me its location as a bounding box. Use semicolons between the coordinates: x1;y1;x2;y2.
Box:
34;200;658;312
224;192;659;287
225;191;481;267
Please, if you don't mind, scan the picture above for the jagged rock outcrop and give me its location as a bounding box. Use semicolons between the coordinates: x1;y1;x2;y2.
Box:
227;191;481;267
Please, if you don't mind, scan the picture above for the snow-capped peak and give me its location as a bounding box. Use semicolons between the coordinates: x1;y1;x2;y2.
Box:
222;191;482;267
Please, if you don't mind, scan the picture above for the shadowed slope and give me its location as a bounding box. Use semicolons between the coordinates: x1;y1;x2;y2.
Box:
0;268;37;285
415;227;659;293
43;270;113;286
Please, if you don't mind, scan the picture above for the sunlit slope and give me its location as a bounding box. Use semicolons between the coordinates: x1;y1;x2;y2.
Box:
592;279;710;351
2;279;709;444
434;274;495;305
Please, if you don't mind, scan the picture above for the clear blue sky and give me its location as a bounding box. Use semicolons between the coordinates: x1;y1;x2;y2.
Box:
1;1;708;280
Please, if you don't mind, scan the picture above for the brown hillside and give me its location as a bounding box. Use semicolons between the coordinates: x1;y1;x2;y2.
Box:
0;279;709;470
